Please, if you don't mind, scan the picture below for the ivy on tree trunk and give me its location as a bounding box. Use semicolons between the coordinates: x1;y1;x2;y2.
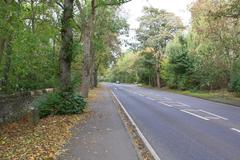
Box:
59;0;73;93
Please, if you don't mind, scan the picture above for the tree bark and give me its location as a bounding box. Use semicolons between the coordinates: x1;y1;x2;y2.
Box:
59;0;73;92
90;42;96;89
90;64;98;88
81;26;91;96
80;0;96;97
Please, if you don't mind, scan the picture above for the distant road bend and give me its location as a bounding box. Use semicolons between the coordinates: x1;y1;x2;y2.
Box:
108;83;240;160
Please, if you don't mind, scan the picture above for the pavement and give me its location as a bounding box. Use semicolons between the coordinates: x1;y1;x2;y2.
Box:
59;85;138;160
108;83;240;160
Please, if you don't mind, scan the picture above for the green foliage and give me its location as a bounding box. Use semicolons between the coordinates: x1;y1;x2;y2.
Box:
163;35;193;90
162;0;240;93
0;1;60;92
136;7;183;51
34;92;86;118
229;58;240;95
107;52;139;83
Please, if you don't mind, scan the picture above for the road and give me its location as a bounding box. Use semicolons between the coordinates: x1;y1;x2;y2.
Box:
107;83;240;160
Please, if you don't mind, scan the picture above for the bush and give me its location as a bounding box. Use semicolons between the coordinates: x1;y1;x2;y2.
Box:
229;59;240;96
230;77;240;96
33;92;86;118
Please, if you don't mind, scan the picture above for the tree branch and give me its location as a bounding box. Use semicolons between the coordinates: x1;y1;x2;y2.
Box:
55;1;64;9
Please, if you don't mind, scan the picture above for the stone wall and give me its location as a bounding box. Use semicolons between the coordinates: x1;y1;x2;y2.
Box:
0;88;54;124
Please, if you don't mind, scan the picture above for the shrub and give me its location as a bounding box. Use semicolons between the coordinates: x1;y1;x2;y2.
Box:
229;59;240;96
33;92;86;118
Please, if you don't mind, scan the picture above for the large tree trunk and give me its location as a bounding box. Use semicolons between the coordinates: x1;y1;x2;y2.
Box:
59;0;73;92
90;43;96;89
90;63;98;88
81;26;91;96
80;0;96;97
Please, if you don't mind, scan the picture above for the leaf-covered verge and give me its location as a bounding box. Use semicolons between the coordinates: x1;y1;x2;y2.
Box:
0;113;91;160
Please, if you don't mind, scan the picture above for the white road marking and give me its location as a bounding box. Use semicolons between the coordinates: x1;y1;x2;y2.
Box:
146;97;155;101
163;97;171;100
159;101;178;104
111;91;161;160
138;93;144;97
175;102;191;107
199;110;228;120
181;109;210;120
231;128;240;133
158;101;173;107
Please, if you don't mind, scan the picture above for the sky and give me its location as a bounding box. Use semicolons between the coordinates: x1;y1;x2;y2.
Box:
119;0;195;50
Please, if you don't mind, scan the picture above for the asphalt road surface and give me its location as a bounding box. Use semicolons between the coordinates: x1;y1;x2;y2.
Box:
107;83;240;160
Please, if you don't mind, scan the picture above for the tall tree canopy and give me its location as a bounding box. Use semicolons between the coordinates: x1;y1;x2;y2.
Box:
136;7;183;87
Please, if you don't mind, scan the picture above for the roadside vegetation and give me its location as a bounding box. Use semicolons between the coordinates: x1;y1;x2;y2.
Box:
0;0;130;159
0;0;130;114
107;0;240;100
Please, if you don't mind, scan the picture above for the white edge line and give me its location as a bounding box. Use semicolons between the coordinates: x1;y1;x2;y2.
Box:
111;90;161;160
199;110;228;120
231;128;240;133
181;109;209;120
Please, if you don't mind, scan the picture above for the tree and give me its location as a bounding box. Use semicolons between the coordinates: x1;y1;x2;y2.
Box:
190;0;240;90
136;7;183;88
59;0;74;92
107;52;139;83
76;0;131;97
90;7;129;88
164;34;193;89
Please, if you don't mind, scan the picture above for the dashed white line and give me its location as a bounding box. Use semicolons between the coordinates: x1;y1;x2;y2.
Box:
158;101;173;107
146;97;155;101
176;102;191;107
199;110;228;120
163;97;171;100
231;128;240;133
181;109;210;120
